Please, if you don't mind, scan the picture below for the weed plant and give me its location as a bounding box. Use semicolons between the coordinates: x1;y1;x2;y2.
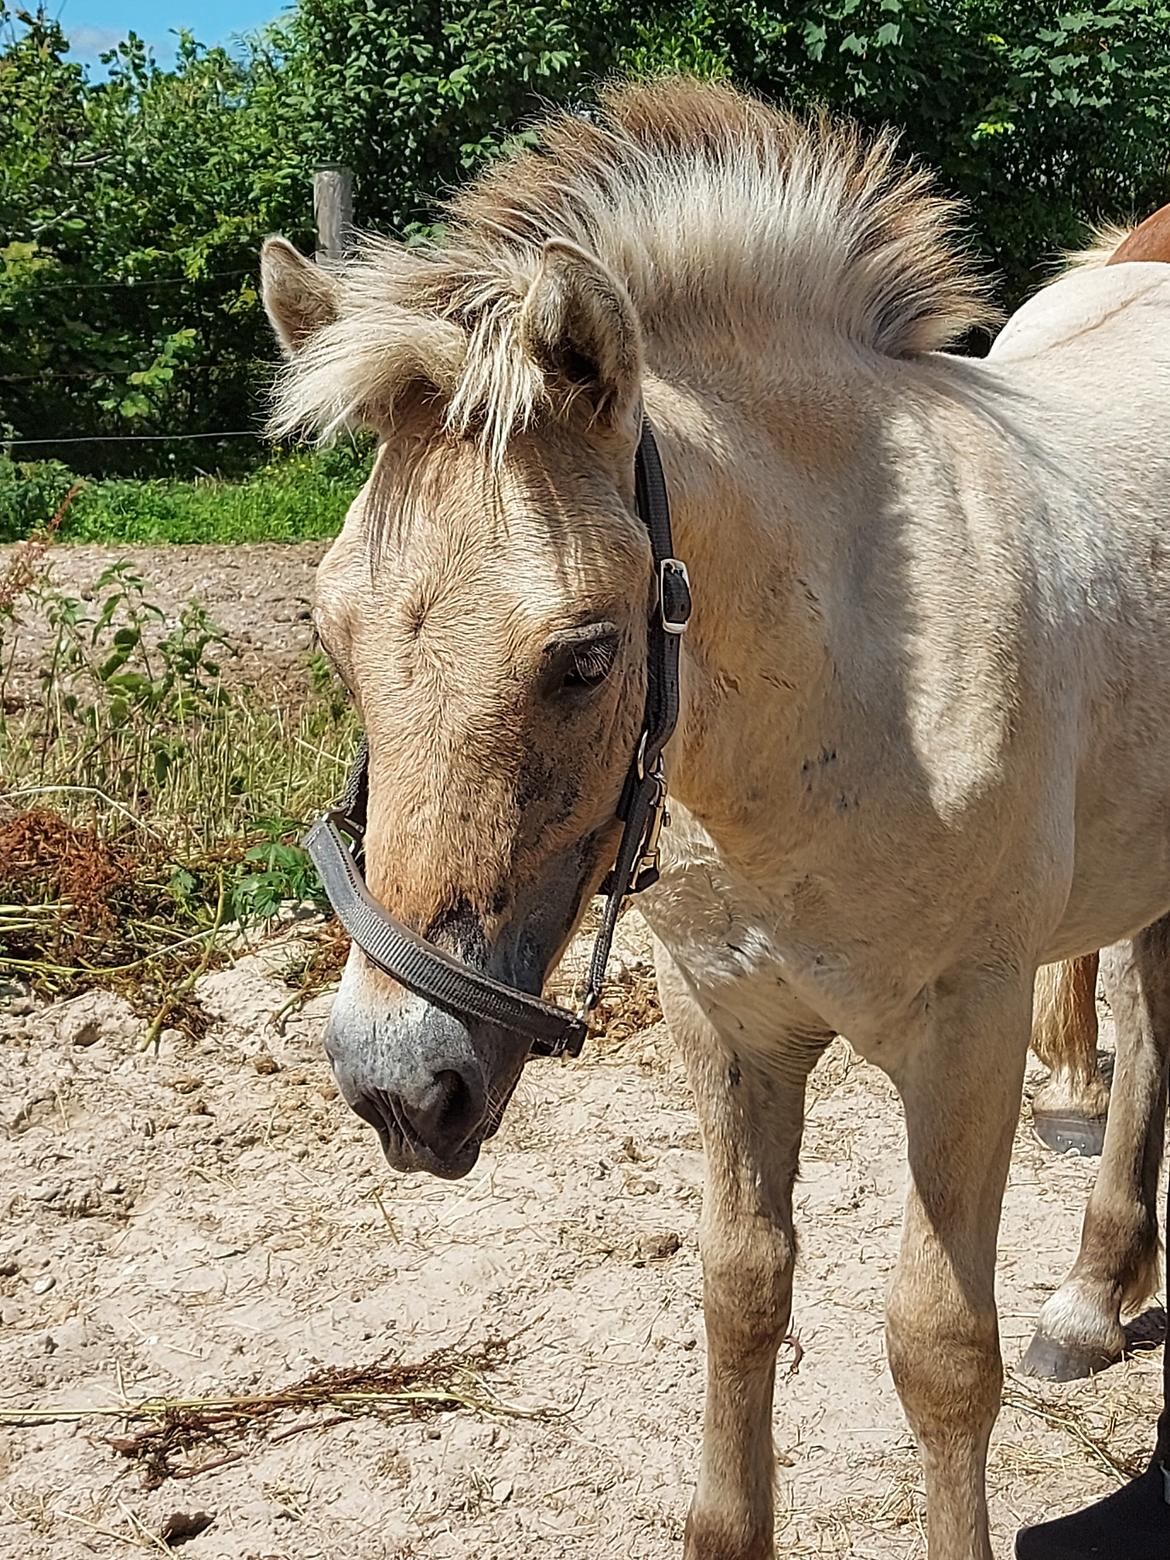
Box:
0;534;356;1023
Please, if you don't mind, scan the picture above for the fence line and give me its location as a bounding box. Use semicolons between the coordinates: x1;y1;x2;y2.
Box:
16;268;255;294
4;430;263;447
0;360;273;384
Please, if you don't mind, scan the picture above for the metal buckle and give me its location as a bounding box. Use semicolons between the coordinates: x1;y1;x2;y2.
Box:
633;760;668;891
634;730;649;782
658;557;692;635
575;986;601;1033
327;807;365;849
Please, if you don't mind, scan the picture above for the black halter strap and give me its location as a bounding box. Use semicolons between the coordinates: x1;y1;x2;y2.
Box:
303;418;691;1058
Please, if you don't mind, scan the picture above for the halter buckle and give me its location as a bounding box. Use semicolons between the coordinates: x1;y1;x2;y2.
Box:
659;557;692;634
632;760;669;892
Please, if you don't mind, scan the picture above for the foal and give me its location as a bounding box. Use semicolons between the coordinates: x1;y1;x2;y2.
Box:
262;80;1170;1560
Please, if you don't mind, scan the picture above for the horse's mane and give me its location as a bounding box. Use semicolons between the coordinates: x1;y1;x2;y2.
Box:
1059;222;1133;275
271;76;992;459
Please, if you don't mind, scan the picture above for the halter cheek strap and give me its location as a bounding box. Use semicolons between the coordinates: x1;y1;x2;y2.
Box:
303;417;691;1058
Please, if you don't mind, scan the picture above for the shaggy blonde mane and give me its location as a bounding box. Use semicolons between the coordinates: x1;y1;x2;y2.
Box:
270;76;992;459
1061;221;1133;273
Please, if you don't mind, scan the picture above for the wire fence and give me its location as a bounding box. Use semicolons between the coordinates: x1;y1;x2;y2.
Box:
14;268;255;294
1;265;275;448
4;430;263;448
0;360;273;384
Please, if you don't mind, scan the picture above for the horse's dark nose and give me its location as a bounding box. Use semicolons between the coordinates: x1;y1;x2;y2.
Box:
401;1067;481;1152
346;1058;486;1176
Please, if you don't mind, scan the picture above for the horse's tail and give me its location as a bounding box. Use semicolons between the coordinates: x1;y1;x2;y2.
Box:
1060;222;1135;274
1032;954;1100;1084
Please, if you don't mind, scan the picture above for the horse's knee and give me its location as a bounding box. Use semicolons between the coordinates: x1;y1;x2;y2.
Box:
886;1289;1001;1445
699;1223;795;1365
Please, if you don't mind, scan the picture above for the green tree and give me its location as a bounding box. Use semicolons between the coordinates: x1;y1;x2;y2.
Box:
0;7;308;473
277;0;628;236
2;0;1168;480
628;0;1170;307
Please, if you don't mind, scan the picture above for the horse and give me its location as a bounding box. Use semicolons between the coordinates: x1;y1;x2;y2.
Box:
1018;203;1170;1383
259;79;1170;1560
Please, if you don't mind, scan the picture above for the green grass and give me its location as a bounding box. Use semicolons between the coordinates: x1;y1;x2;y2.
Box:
0;444;369;545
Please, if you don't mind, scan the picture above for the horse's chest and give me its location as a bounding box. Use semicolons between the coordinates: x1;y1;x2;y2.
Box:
644;813;882;1042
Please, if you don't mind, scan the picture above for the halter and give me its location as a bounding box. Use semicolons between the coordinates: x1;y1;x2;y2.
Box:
303;418;691;1059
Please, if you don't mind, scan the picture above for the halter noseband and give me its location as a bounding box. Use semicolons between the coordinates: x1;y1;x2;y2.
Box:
303;418;691;1059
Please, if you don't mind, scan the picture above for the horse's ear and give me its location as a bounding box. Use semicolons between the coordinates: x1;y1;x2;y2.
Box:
519;241;641;431
261;236;341;356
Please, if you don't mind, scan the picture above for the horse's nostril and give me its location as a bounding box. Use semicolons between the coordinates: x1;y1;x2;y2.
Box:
395;1067;479;1155
350;1090;393;1142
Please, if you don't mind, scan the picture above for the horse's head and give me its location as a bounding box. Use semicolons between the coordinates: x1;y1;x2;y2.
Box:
262;234;655;1177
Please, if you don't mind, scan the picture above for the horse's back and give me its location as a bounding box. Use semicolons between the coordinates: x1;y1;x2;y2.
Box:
989;259;1170;366
985;262;1170;550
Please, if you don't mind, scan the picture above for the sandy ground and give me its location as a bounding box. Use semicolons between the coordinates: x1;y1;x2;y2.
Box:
0;544;1165;1559
0;917;1164;1560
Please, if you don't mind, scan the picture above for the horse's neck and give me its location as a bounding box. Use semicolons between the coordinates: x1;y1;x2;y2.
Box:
648;343;1010;850
648;357;856;837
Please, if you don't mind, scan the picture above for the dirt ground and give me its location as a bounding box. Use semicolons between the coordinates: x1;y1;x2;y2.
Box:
0;545;1165;1560
0;544;325;694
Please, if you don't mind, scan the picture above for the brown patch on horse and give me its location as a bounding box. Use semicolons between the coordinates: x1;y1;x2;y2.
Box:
1108;202;1170;265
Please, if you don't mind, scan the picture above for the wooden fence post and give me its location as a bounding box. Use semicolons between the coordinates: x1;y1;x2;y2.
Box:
313;164;354;265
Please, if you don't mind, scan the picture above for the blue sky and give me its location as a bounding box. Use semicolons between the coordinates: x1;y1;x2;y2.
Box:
57;0;286;65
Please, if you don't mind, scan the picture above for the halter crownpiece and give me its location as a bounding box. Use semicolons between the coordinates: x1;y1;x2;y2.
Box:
304;417;691;1059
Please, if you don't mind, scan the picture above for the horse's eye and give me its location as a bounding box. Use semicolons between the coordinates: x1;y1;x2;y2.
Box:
563;640;616;690
543;625;619;699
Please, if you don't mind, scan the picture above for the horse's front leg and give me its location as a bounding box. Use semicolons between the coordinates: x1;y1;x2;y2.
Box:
884;968;1033;1560
657;952;830;1560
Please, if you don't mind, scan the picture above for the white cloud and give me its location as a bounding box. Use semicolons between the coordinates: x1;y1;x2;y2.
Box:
69;24;126;57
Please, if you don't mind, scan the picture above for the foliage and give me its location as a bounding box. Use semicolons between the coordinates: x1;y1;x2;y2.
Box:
0;5;306;475
706;0;1170;306
231;826;324;922
284;0;627;237
0;0;628;476
0;549;357;1012
1;0;1169;481
0;556;354;842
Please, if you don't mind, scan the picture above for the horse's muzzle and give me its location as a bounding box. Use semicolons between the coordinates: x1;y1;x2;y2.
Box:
324;1001;493;1179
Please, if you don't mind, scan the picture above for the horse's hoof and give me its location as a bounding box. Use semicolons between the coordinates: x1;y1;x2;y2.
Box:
1020;1329;1115;1382
1031;1107;1107;1158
